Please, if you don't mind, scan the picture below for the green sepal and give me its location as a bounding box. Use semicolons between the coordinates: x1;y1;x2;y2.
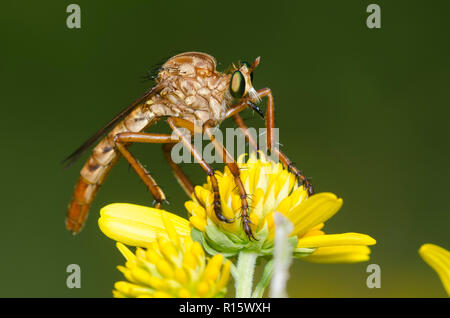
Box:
191;226;244;257
205;224;245;252
190;227;203;243
191;221;303;258
191;227;230;257
293;247;316;258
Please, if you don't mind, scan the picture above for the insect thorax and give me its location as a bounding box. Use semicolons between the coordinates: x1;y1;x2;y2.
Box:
145;52;233;125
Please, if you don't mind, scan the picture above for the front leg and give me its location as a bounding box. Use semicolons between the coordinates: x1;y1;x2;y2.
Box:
202;119;255;240
229;87;315;196
166;117;234;224
256;87;315;195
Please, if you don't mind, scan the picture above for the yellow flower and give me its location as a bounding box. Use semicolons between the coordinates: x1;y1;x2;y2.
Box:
98;203;190;247
99;203;231;297
419;243;450;296
185;152;376;260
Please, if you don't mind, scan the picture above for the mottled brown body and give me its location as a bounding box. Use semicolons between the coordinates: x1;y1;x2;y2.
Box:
65;52;313;237
67;52;234;233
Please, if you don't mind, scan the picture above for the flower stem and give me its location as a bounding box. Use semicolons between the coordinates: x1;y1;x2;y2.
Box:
234;251;258;298
252;259;274;298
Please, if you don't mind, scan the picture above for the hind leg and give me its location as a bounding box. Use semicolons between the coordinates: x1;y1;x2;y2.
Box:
113;132;179;208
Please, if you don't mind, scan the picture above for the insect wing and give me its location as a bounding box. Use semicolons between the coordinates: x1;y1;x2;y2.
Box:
62;85;161;168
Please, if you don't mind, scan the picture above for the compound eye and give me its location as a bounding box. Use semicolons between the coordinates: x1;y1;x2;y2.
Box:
242;61;254;82
230;70;246;98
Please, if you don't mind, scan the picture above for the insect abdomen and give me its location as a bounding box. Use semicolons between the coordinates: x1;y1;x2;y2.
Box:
66;176;103;233
66;105;155;234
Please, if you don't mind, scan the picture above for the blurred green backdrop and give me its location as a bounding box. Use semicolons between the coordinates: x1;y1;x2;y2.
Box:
1;0;449;297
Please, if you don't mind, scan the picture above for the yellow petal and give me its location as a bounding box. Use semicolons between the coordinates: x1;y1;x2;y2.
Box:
221;193;237;220
312;245;371;255
276;196;292;215
174;268;188;285
116;265;137;284
297;232;376;248
152;291;173;298
196;281;210;297
194;186;211;207
192;241;205;263
184;201;206;218
237;153;247;164
112;290;127;298
157;237;180;265
189;215;206;232
303;245;371;263
305;253;370;263
129;265;155;286
178;288;191;298
183;249;198;270
288;193;343;237
217;260;231;290
264;210;274;229
146;275;167;291
419;243;450;296
249;212;260;233
301;230;325;239
155;257;174;279
98;203;190;247
310;223;325;231
204;192;216;221
116;242;136;262
161;212;181;249
114;281;154;297
289;186;308;210
204;254;223;281
135;247;147;259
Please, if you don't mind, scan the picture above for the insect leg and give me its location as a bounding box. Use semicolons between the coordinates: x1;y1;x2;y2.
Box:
202;119;255;240
113;132;179;208
167;117;233;224
162;143;195;197
274;148;314;195
224;100;249;118
235;89;315;197
255;88;276;152
232;112;259;151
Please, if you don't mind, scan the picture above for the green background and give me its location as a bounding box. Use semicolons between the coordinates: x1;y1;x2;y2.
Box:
1;0;449;297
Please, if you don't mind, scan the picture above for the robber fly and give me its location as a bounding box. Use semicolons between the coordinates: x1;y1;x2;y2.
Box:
64;52;313;239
